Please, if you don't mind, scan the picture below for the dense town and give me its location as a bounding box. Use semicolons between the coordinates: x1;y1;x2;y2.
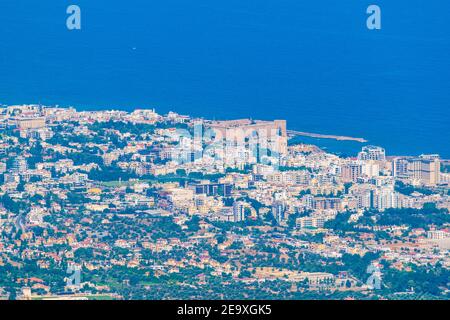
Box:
0;104;449;300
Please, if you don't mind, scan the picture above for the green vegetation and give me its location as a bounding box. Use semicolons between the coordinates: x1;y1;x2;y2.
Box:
395;181;435;196
381;263;450;296
441;163;450;173
363;207;449;229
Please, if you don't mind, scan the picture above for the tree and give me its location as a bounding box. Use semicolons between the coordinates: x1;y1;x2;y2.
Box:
16;180;25;192
186;216;200;233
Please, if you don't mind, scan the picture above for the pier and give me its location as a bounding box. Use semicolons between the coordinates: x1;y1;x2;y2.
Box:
287;130;368;143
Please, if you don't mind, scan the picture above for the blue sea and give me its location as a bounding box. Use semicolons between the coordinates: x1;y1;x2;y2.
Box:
0;1;449;157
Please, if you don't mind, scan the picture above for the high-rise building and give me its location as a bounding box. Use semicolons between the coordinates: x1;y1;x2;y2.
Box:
302;194;314;210
297;216;325;229
233;201;246;222
341;163;363;182
427;230;449;240
0;162;6;174
312;197;342;211
356;191;372;209
11;156;27;173
362;160;380;177
373;186;397;211
357;146;386;161
407;155;441;186
393;155;441;186
440;172;450;184
272;201;286;224
393;158;409;178
194;182;233;197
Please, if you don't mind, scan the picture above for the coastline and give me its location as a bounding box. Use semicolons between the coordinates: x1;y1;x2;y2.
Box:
4;103;449;158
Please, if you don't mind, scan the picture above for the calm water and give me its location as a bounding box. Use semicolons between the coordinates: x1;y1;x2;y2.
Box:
0;1;449;157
